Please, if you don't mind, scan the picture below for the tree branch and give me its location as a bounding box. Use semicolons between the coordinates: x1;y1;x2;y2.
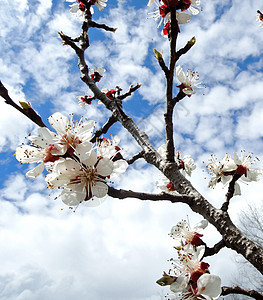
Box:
221;174;241;211
0;81;46;128
221;286;263;299
156;56;170;78
87;20;117;32
118;83;142;101
204;239;226;257
61;18;263;275
165;8;179;163
175;37;196;61
126;150;145;165
107;186;194;204
90;114;117;143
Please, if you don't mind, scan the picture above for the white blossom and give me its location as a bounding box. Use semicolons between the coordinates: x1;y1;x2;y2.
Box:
256;12;263;28
207;154;236;188
46;149;128;206
156;175;180;195
170;219;207;246
65;0;94;20
92;0;107;11
175;65;205;96
207;151;263;194
157;144;196;176
47;112;95;160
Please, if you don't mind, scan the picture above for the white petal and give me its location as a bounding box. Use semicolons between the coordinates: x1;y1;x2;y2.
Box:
69;3;80;13
197;274;222;299
48;112;69;136
83;195;107;207
147;0;155;6
183;88;195;95
96;158;114;177
91;181;108;198
194;219;208;231
196;245;205;260
26;162;45;178
61;189;84;206
75;120;95;140
82;149;97;166
28;127;57;148
234;182;241;196
176;12;191;24
170;276;189;293
75;142;93;161
188;6;199;15
16;145;42;163
175;65;186;83
111;160;128;177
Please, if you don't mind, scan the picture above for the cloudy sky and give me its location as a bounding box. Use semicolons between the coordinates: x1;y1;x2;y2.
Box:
0;0;263;299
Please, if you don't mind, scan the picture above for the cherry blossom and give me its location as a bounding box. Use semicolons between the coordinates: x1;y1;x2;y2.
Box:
148;1;190;36
159;244;221;299
156;175;180;195
158;144;196;176
157;219;221;300
206;154;236;189
90;0;107;11
256;10;263;28
101;88;117;100
77;95;94;107
46;112;95;159
15;144;61;178
233;151;262;182
90;66;105;82
65;0;94;20
175;65;205;96
46;149;128;206
207;151;263;195
170;219;208;247
147;0;201;15
16;112;96;175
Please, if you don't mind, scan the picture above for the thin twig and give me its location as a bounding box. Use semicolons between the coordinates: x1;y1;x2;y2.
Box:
0;81;46;128
175;37;196;61
221;174;241;211
126;150;145;165
88;20;117;32
90;115;117;143
118;83;142;101
204;239;225;257
165;8;179;163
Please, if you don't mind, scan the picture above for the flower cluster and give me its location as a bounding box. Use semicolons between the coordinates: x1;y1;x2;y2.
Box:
66;0;107;20
156;145;196;194
206;151;263;195
157;220;221;300
147;0;200;37
175;65;205;96
16;112;128;207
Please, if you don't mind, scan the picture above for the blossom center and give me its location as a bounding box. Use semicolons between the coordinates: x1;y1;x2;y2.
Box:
235;164;247;176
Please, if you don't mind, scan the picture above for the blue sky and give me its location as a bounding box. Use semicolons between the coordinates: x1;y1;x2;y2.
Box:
0;0;263;299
